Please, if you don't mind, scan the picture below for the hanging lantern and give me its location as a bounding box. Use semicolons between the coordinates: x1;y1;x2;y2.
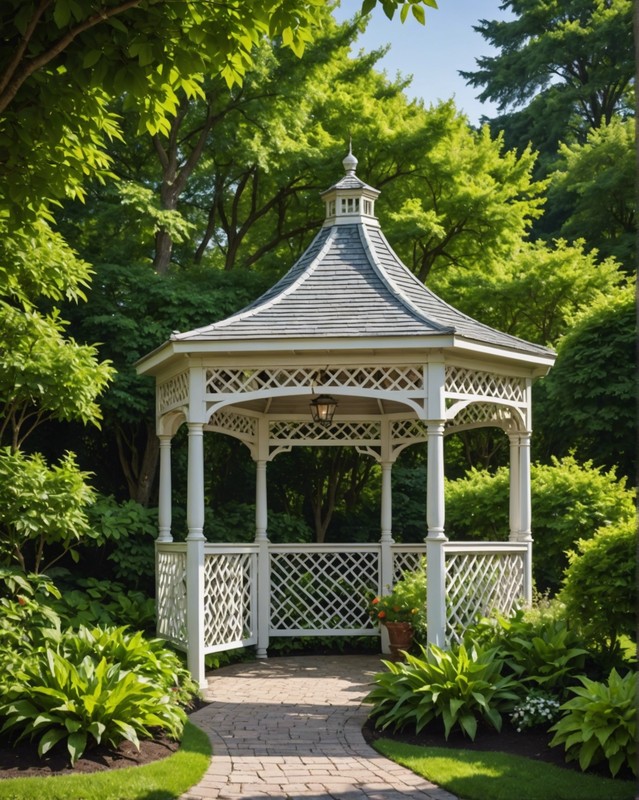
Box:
310;394;337;426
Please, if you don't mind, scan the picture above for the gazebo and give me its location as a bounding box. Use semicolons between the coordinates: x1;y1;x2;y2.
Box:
136;149;555;686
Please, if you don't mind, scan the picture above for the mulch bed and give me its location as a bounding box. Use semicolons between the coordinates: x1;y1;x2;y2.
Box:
0;697;209;780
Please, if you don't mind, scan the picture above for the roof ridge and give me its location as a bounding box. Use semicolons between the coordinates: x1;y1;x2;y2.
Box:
358;224;453;334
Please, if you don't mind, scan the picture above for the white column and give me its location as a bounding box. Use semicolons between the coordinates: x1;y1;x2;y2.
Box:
255;457;270;659
157;434;173;543
380;460;394;655
426;421;447;648
186;422;206;687
508;433;520;542
519;431;533;603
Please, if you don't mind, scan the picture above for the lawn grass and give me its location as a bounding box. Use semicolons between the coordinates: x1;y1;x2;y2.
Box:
0;721;211;800
373;738;636;800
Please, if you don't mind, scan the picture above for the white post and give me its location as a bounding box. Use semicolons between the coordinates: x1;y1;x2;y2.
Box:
519;431;533;603
380;459;394;654
186;421;206;688
255;457;270;658
157;434;173;543
426;421;447;648
508;433;520;542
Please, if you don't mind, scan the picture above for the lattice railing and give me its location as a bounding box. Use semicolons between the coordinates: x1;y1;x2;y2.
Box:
203;550;256;652
446;366;526;403
156;548;187;648
391;546;427;584
269;546;379;634
444;544;527;645
205;365;424;396
158;371;189;414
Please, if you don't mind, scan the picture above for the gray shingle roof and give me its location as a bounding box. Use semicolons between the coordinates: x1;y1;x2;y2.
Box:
173;222;552;358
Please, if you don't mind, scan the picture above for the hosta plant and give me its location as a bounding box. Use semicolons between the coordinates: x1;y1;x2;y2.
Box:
549;668;637;778
0;647;186;766
364;643;521;740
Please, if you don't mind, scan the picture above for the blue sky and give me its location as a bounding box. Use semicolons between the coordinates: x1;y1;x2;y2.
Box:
333;0;511;124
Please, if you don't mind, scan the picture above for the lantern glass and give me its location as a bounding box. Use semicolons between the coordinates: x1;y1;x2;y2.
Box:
310;394;337;426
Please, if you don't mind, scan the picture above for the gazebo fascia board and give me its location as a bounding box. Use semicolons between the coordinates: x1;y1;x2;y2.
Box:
139;150;555;686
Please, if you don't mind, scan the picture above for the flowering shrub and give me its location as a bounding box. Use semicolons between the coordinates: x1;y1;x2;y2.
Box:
510;691;561;732
367;564;426;629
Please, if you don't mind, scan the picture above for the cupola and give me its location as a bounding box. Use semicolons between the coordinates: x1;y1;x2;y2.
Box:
320;144;380;227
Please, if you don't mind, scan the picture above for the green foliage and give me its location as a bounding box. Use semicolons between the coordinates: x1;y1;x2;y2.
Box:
549;669;637;777
365;643;521;739
88;495;158;589
50;575;156;632
549;118;635;270
445;456;635;591
0;448;98;573
559;519;636;657
0;646;186;766
461;0;634;155
534;286;636;482
466;607;587;696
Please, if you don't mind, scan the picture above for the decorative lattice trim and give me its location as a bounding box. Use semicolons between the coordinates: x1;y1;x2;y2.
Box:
156;551;187;646
206;365;424;396
446;366;526;403
269;420;381;442
447;402;517;430
391;548;427;584
269;549;379;631
203;552;255;648
158;371;189;414
209;409;258;441
445;551;524;645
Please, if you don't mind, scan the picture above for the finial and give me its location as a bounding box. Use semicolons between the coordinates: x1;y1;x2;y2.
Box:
342;138;358;175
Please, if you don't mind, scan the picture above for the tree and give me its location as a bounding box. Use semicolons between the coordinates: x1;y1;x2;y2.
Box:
533;285;636;482
547;119;636;271
461;0;634;157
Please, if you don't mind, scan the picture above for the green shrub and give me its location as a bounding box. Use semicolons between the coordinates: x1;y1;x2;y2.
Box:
364;643;521;739
445;456;635;591
559;519;636;658
465;606;587;697
0;648;186;766
368;561;427;639
549;669;637;778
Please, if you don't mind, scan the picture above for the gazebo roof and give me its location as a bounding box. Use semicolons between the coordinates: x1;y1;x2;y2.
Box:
139;149;554;374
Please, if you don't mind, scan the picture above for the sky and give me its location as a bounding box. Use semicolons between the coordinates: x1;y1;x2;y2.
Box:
333;0;511;124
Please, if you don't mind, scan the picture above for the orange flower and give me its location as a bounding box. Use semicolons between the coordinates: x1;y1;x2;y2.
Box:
371;597;380;605
377;610;386;619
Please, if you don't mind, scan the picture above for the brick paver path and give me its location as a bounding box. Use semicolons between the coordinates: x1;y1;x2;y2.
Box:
183;654;459;800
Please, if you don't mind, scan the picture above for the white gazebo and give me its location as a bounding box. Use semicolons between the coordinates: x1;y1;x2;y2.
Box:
136;149;555;686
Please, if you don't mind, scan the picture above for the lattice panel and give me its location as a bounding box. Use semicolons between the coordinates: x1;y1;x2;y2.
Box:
156;551;187;647
203;553;254;648
269;420;381;442
445;552;524;645
391;419;428;441
158;371;189;414
206;365;423;396
270;550;379;631
447;402;515;430
210;410;257;440
392;550;427;584
446;366;526;403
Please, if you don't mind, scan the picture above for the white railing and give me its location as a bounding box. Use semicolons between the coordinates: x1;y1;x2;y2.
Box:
155;539;529;653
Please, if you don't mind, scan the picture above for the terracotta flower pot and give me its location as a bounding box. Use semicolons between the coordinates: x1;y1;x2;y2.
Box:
383;621;414;661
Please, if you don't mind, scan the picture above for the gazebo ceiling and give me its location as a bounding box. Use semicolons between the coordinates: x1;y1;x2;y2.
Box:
137;148;554;380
